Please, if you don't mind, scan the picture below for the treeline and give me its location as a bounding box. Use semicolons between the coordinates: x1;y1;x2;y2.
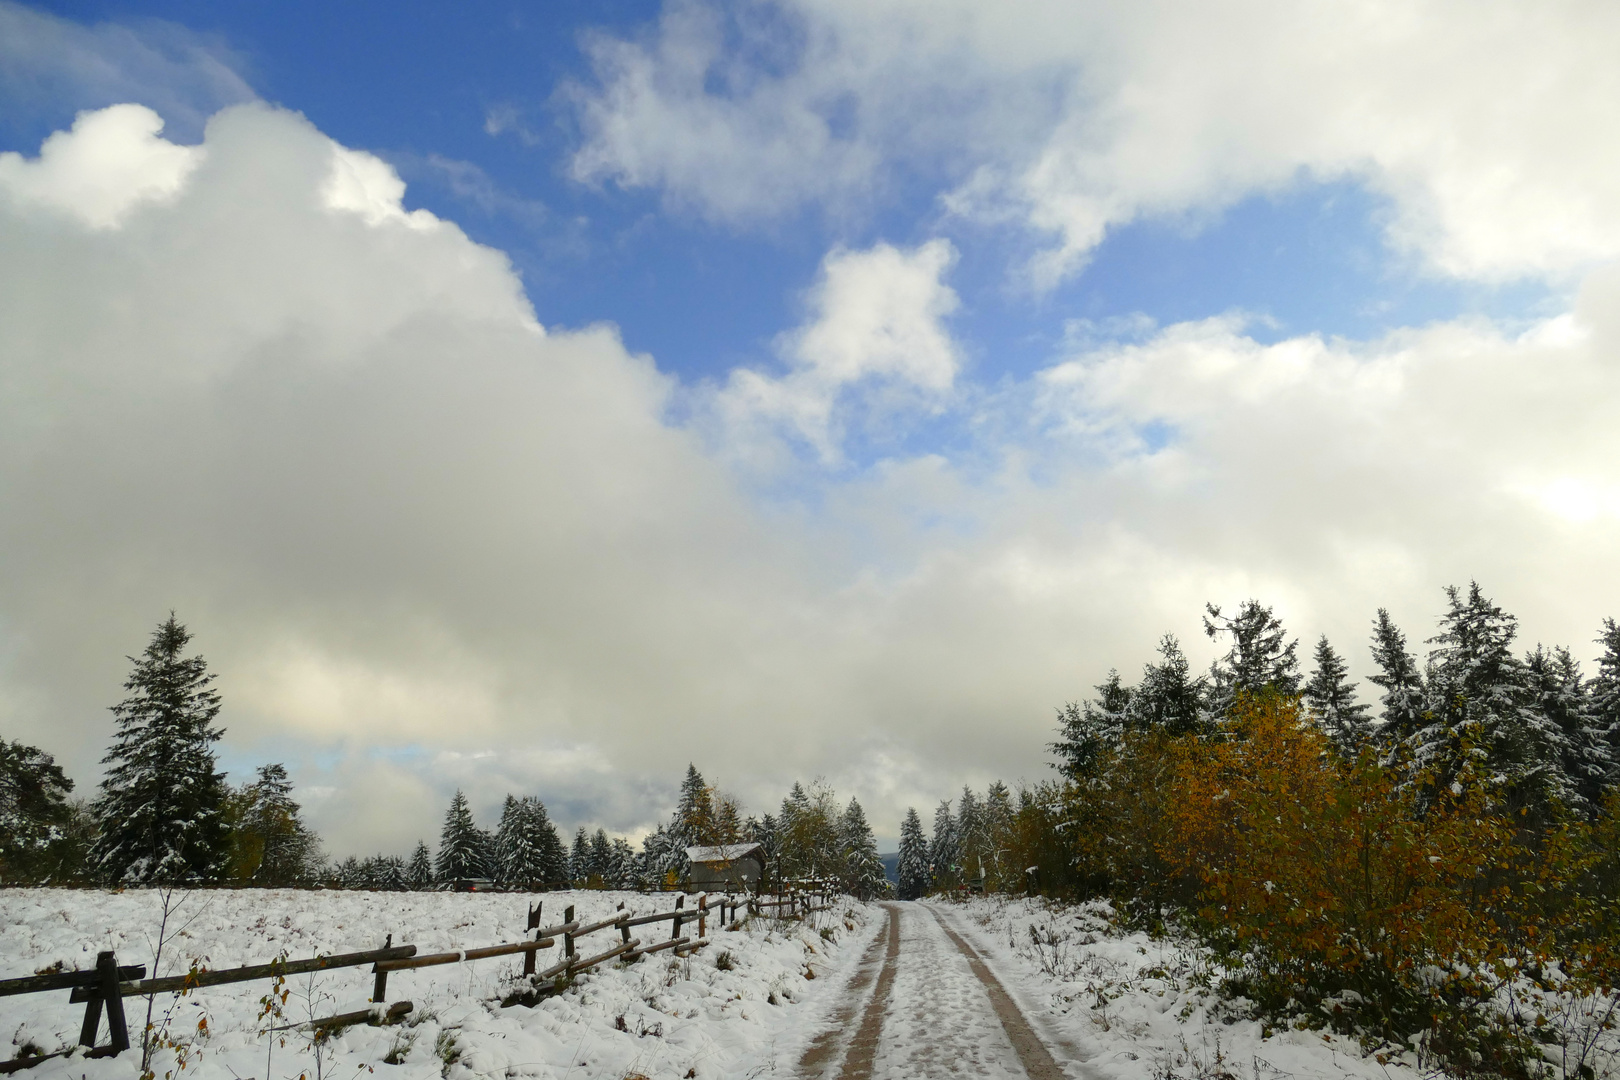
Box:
0;615;889;899
897;584;1620;1076
349;766;889;899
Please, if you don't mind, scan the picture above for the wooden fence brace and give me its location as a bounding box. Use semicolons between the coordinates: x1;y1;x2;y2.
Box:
571;938;637;974
270;1000;413;1033
629;936;690;961
372;935;392;1002
76;952;130;1055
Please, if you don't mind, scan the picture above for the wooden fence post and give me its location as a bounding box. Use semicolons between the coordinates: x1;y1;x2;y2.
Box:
76;951;129;1055
671;895;684;941
372;935;392;1002
697;895;707;938
563;905;576;963
524;902;542;976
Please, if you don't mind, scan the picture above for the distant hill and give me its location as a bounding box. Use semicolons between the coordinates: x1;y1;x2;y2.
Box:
879;851;899;884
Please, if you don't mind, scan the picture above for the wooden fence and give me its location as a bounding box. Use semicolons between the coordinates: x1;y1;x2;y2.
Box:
0;885;838;1073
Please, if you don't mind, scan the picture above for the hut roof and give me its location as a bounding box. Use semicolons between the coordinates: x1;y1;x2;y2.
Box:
684;843;763;864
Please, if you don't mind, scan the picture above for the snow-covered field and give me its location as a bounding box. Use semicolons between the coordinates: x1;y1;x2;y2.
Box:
0;888;880;1080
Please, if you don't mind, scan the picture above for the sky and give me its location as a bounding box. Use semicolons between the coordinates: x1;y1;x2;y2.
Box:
3;0;1620;855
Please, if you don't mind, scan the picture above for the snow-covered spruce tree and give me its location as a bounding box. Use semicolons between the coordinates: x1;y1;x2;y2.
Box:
91;615;232;885
1051;670;1130;780
533;802;568;886
897;807;929;900
930;799;958;889
609;837;638;888
1592;618;1620;790
407;840;433;889
749;812;779;885
1303;636;1372;757
1368;608;1426;750
1204;600;1301;719
569;827;590;885
494;795;533;887
983;781;1015;888
1129;634;1209;736
839;798;887;899
0;739;74;883
229;763;322;885
674;764;715;847
1526;645;1610;817
434;789;485;883
955;787;989;886
589;828;613;886
1422;583;1569;819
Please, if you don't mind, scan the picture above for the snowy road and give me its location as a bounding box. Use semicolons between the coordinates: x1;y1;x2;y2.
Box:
801;902;1074;1080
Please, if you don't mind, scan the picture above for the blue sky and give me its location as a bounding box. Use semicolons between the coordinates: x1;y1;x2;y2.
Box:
3;0;1619;853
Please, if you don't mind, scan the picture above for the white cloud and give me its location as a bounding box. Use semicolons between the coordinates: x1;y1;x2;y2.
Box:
5;102;1620;858
0;103;202;228
568;0;1620;285
714;238;961;461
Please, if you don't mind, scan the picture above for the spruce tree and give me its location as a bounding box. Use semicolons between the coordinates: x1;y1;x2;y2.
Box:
231;763;321;885
407;840;433;889
1130;635;1209;736
494;795;531;887
1422;583;1564;818
1592;618;1620;790
1526;645;1606;815
569;827;590;885
897;807;929;900
1368;608;1426;747
91;615;232;885
434;789;484;883
1204;600;1301;718
930;799;958;889
1304;636;1372;756
590;828;613;885
955;787;987;886
1052;671;1130;779
534;801;568;886
839;799;886;899
609;837;638;888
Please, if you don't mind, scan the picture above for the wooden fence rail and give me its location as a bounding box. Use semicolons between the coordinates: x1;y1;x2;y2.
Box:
1;885;839;1073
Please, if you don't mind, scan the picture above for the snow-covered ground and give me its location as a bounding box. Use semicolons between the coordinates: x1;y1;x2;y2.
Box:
0;888;880;1080
934;896;1419;1080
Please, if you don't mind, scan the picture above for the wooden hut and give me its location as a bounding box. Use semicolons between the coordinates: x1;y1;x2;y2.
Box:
683;843;765;892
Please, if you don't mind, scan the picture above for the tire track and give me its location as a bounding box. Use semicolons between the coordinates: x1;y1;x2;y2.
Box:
798;903;899;1079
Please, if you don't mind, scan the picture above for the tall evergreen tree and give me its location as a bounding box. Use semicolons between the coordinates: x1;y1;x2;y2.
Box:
930;799;958;889
897;807;929;900
435;790;484;882
749;812;780;886
1525;645;1608;816
1592;618;1620;789
569;827;591;884
1303;637;1372;756
955;787;988;885
407;840;433;889
91;615;232;884
609;837;638;888
839;799;886;899
1368;608;1426;747
589;828;613;885
1130;635;1209;736
1422;583;1566;817
494;795;532;887
228;763;322;885
1052;670;1130;779
1204;600;1301;718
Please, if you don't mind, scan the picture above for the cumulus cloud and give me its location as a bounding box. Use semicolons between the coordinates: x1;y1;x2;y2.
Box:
568;0;1620;285
714;239;961;461
4;101;1620;857
0;103;201;227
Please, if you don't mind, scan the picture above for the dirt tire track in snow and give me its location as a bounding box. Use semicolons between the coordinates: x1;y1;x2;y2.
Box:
798;903;900;1078
928;905;1068;1080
